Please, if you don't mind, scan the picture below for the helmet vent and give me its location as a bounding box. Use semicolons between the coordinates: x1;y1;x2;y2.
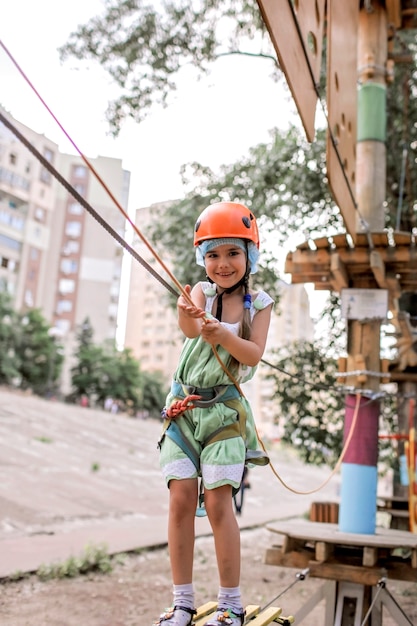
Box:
242;216;251;229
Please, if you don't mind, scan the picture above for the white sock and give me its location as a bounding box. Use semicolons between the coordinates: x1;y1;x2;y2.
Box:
173;583;195;611
218;586;243;613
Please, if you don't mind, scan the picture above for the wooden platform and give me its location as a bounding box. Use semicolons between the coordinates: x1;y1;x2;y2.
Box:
265;519;417;585
194;602;294;626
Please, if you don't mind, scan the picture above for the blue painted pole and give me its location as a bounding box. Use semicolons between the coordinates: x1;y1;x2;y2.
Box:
339;395;379;534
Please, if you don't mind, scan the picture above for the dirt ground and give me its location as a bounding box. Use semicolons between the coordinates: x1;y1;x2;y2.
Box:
1;527;416;626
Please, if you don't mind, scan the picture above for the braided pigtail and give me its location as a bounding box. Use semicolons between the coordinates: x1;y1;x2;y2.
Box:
240;275;252;341
228;273;252;373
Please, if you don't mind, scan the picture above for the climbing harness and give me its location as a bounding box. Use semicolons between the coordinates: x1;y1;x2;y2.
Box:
159;382;269;516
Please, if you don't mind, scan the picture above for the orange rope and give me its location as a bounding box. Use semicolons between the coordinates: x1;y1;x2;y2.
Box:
261;392;363;495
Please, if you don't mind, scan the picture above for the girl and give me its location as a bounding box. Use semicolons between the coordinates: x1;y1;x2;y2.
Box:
155;202;273;626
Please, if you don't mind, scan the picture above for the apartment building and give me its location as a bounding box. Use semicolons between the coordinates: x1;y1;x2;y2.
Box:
124;202;184;386
124;202;314;435
0;108;130;390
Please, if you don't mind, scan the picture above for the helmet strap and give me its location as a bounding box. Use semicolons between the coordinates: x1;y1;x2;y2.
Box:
214;272;249;321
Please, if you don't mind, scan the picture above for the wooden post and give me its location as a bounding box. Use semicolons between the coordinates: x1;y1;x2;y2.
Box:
339;1;388;535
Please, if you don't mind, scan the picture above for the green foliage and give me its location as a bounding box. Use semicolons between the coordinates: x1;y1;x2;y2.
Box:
141;369;167;416
59;0;272;135
267;340;345;466
97;345;143;411
70;319;167;416
36;543;119;580
385;32;417;230
34;436;53;444
15;309;64;395
70;319;105;400
0;291;20;385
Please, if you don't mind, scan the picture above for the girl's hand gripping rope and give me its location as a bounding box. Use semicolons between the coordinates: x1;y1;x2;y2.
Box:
162;395;202;419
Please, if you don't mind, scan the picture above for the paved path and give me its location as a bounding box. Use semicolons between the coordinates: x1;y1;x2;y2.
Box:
0;388;340;578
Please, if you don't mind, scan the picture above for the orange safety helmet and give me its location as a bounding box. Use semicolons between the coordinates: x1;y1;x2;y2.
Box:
194;202;260;249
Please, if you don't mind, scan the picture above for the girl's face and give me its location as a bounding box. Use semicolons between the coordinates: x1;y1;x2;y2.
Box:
204;243;247;288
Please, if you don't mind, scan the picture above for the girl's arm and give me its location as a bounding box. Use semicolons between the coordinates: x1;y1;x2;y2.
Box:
200;304;272;367
177;283;206;338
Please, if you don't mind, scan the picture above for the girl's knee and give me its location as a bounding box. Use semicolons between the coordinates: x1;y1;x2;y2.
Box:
204;485;233;521
169;479;198;516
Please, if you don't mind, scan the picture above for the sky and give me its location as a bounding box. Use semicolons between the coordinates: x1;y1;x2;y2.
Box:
0;1;299;214
0;1;326;333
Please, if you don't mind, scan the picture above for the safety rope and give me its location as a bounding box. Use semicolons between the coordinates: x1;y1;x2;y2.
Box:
260;392;363;495
260;568;309;611
360;578;414;626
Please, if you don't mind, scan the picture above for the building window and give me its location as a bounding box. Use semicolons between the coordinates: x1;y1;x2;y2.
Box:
60;259;78;274
43;148;54;163
9;153;17;165
56;300;73;314
24;289;34;307
40;168;51;184
68;202;83;215
34;207;45;222
59;278;75;294
0;233;21;251
73;165;87;178
65;221;82;238
62;240;80;255
73;184;85;195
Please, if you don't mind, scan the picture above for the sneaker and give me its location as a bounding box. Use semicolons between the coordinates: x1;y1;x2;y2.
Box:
204;608;245;626
153;605;196;626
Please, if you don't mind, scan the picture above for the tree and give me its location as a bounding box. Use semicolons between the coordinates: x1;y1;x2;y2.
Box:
149;125;343;304
0;291;20;385
267;340;345;466
70;318;104;402
385;33;417;231
58;0;274;135
96;344;142;412
141;370;167;417
15;309;64;395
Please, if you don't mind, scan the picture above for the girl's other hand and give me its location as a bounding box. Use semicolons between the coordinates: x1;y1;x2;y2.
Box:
200;317;225;345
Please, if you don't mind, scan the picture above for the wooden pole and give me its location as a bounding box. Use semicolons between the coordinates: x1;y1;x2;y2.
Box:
339;1;388;535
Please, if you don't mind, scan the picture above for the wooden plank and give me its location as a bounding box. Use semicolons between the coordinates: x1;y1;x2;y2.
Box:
264;546;311;569
266;520;417;550
330;252;349;291
363;546;378;567
196;604;292;626
326;0;358;239
386;0;403;28
195;602;219;626
247;606;282;626
256;0;325;142
370;250;386;287
315;541;334;562
244;605;261;621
